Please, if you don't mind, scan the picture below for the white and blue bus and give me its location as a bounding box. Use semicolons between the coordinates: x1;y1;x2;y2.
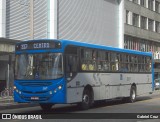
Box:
14;39;154;110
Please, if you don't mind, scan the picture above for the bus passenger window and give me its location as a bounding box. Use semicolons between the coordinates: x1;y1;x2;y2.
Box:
146;57;152;72
115;59;119;71
112;65;115;71
97;51;108;71
119;64;128;72
103;62;109;71
82;63;87;71
81;49;97;71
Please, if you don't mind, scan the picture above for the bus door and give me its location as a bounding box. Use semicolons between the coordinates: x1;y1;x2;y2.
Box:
65;46;80;103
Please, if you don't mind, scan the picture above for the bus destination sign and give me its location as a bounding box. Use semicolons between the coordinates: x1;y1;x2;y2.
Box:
16;41;61;51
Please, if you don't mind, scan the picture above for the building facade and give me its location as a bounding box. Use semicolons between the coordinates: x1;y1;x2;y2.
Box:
0;0;123;90
1;0;160;89
124;0;160;81
3;0;123;47
0;38;18;91
3;0;160;56
124;0;160;53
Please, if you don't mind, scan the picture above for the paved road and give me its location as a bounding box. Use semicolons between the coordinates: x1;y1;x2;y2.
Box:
0;91;160;122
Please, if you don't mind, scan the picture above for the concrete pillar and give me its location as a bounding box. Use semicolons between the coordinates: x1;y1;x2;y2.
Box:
30;0;34;40
146;0;149;8
48;0;58;39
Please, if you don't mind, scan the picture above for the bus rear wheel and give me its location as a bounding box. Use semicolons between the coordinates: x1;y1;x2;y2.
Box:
128;86;136;103
39;103;53;111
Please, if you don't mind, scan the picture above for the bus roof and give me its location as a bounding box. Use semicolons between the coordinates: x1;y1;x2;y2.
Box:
61;39;152;57
16;39;152;57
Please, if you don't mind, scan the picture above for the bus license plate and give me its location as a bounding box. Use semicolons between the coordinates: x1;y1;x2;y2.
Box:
31;97;39;100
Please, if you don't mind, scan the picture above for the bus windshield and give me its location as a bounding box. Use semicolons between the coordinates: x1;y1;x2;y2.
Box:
15;53;63;80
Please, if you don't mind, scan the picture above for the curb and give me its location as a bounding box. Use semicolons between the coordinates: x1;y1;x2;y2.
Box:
0;102;38;111
0;99;14;103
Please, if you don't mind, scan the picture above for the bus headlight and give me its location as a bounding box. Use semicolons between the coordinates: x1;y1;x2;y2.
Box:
53;85;63;94
14;86;21;94
13;86;17;90
19;91;22;94
58;85;62;90
16;89;19;93
54;90;57;93
49;91;53;95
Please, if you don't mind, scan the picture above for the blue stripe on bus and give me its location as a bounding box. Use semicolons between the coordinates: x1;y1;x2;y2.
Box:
61;39;152;57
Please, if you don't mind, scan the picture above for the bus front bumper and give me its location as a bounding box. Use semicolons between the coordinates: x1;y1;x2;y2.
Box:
14;88;66;104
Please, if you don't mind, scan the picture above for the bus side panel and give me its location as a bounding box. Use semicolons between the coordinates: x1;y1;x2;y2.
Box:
66;87;83;103
93;87;100;100
120;85;130;97
136;84;152;96
66;73;100;103
66;73;152;103
134;74;152;96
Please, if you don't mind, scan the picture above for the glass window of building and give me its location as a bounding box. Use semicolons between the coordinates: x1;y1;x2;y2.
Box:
155;21;160;33
140;0;146;7
132;13;139;27
141;16;147;29
155;1;160;13
126;10;129;24
148;0;154;11
148;19;154;31
124;35;160;54
133;0;138;4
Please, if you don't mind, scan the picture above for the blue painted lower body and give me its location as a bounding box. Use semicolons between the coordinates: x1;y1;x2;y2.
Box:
14;78;66;104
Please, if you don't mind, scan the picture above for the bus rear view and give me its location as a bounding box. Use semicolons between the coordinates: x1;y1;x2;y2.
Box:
14;40;65;110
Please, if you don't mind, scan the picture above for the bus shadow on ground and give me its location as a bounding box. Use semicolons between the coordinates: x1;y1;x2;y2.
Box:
91;96;152;108
23;96;152;114
136;96;152;102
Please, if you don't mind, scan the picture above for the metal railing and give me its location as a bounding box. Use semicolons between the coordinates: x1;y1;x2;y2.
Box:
0;88;14;99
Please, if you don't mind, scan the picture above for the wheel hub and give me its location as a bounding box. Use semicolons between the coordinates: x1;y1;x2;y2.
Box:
132;90;136;100
83;94;89;104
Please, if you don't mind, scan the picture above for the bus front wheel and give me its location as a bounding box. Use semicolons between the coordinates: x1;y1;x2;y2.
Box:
39;103;53;111
80;88;93;110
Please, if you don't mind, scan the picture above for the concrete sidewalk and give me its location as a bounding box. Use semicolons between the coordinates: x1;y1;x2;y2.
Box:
0;96;13;102
0;96;38;111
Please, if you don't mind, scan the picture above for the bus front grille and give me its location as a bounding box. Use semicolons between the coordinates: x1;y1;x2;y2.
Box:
19;82;52;86
22;91;48;94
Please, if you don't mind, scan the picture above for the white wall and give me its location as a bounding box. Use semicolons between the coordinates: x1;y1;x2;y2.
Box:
57;0;122;48
0;0;6;38
5;0;48;40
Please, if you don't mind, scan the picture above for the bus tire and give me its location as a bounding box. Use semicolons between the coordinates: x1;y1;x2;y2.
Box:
80;88;93;110
128;86;136;103
39;103;53;111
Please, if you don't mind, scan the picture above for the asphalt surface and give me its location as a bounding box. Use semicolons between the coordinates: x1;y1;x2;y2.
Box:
0;90;159;111
0;90;160;122
0;90;159;112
